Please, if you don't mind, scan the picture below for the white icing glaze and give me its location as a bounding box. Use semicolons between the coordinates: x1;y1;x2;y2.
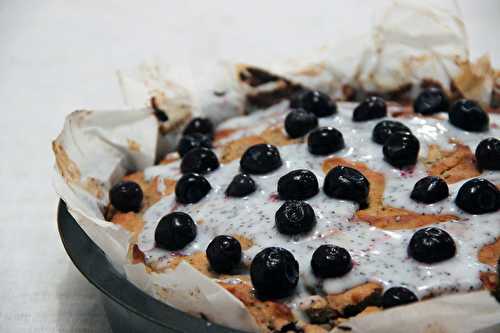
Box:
138;102;500;307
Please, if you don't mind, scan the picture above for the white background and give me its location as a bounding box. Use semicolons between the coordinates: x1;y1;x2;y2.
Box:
0;1;499;332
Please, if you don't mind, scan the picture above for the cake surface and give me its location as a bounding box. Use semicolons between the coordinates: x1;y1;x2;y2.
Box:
107;96;500;332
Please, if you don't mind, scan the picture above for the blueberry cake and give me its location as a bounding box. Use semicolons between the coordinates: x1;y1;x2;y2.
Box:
104;78;500;332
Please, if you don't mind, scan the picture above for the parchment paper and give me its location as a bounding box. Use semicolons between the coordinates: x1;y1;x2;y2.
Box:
53;1;500;332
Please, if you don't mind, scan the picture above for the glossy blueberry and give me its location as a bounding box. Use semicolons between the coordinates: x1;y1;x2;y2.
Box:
455;178;500;214
250;247;299;299
408;227;456;263
206;235;242;273
284;108;319;138
175;173;211;204
323;166;370;208
413;87;449;115
383;132;420;168
177;133;212;157
154;212;197;250
225;173;256;197
240;144;282;174
278;169;319;200
382;287;418;308
183;117;214;137
275;200;316;235
475;138;500;170
352;96;387;122
180;147;219;174
307;127;345;155
410;176;449;204
449;99;489;132
372;120;411;145
290;90;337;117
311;245;353;278
109;181;143;212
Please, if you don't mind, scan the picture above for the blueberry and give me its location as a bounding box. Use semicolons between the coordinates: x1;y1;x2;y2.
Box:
250;247;299;299
206;235;242;273
311;245;352;278
408;227;456;263
225;173;256;197
323;166;369;207
278;169;319;200
383;132;420;168
109;181;143;212
290;90;337;117
352;96;387;121
177;133;212;157
449;99;489;132
284;109;319;138
183;117;214;137
372;120;411;145
275;200;316;235
413;87;449;115
307;127;345;155
175;173;212;204
475;138;500;170
455;178;500;214
382;287;418;308
240;144;282;174
410;176;449;204
180;147;219;174
154;212;197;250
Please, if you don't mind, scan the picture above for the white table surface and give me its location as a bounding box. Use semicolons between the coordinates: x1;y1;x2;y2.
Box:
0;1;498;332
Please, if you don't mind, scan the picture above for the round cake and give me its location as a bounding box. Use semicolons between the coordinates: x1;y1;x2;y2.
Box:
106;88;500;332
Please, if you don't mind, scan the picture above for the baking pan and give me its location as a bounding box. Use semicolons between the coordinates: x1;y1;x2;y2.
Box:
57;200;244;333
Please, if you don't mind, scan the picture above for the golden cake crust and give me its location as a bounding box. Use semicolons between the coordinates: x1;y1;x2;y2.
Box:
424;143;480;184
